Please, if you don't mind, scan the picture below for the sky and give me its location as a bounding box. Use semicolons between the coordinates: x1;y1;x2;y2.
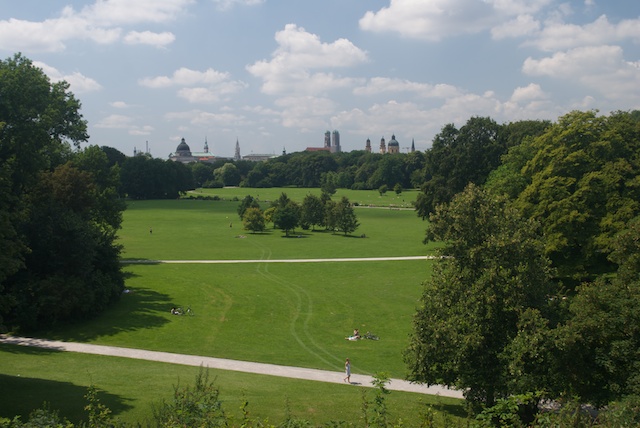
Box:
1;0;639;159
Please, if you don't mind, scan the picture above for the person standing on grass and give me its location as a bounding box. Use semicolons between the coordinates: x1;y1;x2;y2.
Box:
344;358;351;383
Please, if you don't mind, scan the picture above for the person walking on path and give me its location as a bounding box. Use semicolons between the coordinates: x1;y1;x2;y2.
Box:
344;358;351;383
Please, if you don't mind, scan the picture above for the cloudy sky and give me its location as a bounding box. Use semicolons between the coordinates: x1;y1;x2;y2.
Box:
1;0;639;158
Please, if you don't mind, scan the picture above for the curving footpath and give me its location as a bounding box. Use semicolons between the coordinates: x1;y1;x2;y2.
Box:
0;335;463;399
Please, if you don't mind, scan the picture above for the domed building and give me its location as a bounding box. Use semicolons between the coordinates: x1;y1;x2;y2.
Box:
387;134;400;154
169;137;217;163
175;138;192;157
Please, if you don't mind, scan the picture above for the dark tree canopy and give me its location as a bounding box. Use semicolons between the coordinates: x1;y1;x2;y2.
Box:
333;196;359;235
515;110;640;281
237;195;260;220
0;54;124;331
120;156;194;199
273;200;301;236
405;184;556;409
414;117;507;218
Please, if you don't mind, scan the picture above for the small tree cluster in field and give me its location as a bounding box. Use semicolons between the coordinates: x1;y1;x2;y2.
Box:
237;192;360;237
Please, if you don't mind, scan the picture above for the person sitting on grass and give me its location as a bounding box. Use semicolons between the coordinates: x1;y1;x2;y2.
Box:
345;329;361;340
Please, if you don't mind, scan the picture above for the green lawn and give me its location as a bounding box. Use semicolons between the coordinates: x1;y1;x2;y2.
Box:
0;345;465;426
188;187;419;209
0;192;464;426
120;198;438;260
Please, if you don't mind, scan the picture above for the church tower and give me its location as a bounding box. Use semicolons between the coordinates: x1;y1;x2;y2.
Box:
331;130;341;153
365;138;371;153
379;137;386;154
234;139;241;161
411;138;415;153
204;137;209;153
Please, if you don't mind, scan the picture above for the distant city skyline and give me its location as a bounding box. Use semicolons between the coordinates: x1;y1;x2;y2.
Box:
1;0;638;158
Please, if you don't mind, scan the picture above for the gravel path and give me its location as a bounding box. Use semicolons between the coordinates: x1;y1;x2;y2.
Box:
121;255;438;264
0;335;463;399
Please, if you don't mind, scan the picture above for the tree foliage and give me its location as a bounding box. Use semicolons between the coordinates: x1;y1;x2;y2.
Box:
242;207;265;233
333;196;360;235
0;54;124;331
237;195;260;220
514;110;640;281
120;156;194;199
414;117;507;217
554;216;640;405
405;184;556;409
300;193;324;230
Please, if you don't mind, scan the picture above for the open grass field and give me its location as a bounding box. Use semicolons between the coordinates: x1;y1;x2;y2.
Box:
0;190;464;426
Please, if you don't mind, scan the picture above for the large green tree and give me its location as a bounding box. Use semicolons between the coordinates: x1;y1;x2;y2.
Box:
273;200;301;237
515;110;640;281
300;193;325;230
414;117;506;218
554;216;640;405
242;207;265;233
405;184;556;410
0;54;125;331
332;196;359;235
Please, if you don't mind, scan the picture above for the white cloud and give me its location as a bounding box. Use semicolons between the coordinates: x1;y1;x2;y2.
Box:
523;45;640;101
123;31;175;47
110;101;130;108
354;77;462;98
140;67;247;103
510;83;548;102
79;0;195;26
247;24;368;95
0;0;192;53
165;109;249;127
212;0;264;11
275;96;337;130
95;114;133;129
140;67;232;87
491;14;540;39
129;125;154;136
33;61;102;94
359;0;502;40
527;15;640;51
487;0;552;15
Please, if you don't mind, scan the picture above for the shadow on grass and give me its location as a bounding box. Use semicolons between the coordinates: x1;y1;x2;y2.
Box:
0;373;133;424
432;401;468;419
42;286;173;342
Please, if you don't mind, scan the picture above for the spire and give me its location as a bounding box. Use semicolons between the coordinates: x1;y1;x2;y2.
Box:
411;138;415;152
234;138;241;161
204;136;209;153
